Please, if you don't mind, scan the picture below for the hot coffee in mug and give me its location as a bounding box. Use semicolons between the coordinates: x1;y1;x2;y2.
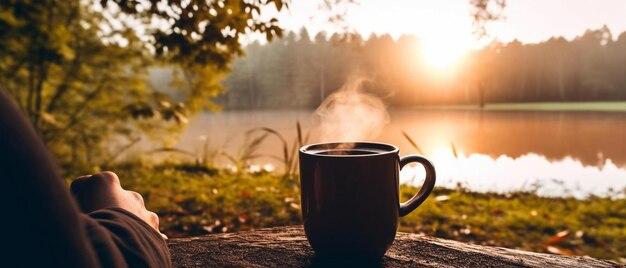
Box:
299;142;436;258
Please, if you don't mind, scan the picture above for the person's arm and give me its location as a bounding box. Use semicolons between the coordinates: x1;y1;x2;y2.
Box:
0;88;170;267
81;208;171;267
71;171;171;267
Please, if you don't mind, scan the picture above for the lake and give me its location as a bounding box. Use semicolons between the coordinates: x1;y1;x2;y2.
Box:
173;108;626;197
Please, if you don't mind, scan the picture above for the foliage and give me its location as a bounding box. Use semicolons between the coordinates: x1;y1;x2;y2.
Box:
0;0;287;167
76;163;626;263
221;26;626;109
101;0;286;67
98;0;290;114
469;0;506;38
0;1;163;165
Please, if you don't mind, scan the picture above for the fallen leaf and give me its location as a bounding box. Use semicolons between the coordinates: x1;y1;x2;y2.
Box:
238;214;249;223
545;245;579;256
545;230;570;245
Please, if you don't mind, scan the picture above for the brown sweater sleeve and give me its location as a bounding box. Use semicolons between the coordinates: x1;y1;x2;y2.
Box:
0;89;171;267
82;208;172;268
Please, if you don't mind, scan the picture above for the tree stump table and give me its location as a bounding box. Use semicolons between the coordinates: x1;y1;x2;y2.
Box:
167;226;622;267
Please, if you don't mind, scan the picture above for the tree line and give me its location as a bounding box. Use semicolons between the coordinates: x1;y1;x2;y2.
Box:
220;26;626;109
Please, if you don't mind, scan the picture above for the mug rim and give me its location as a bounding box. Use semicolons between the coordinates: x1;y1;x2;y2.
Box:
300;141;399;158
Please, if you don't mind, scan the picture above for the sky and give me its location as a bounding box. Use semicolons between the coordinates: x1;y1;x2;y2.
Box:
255;0;626;48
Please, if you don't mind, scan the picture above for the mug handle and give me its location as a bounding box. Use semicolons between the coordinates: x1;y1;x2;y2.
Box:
399;155;436;217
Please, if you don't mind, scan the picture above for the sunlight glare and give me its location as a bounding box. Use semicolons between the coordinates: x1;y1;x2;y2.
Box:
430;146;462;168
420;33;469;71
408;1;474;73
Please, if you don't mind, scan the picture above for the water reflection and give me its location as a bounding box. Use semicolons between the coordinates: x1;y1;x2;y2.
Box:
176;109;626;196
384;109;626;167
401;152;626;198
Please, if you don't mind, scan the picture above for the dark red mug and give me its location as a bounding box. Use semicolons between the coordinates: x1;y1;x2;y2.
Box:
299;141;436;259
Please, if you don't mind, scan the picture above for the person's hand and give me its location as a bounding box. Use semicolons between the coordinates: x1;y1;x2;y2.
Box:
70;171;167;239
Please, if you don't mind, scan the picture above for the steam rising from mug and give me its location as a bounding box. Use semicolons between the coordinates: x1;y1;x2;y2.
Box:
315;77;390;143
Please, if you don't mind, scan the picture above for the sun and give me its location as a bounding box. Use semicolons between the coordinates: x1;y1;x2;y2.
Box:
414;7;474;73
419;34;469;71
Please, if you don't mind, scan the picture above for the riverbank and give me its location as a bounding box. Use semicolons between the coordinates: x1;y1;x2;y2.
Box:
68;163;626;263
409;101;626;112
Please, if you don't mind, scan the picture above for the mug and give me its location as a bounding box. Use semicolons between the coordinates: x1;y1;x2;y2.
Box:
299;142;436;258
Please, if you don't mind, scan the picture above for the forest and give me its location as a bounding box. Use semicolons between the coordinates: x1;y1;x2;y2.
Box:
220;26;626;109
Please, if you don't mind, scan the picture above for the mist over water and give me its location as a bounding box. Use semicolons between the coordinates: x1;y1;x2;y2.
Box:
314;77;390;144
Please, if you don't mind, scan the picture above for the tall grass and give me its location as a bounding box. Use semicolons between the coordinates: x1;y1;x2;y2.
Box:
401;131;425;155
402;130;458;159
148;136;223;167
146;121;309;177
244;121;310;177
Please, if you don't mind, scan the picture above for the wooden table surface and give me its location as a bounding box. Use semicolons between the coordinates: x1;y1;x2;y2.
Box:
167;226;622;267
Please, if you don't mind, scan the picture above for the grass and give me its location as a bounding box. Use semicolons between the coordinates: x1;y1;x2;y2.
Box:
74;163;626;263
400;186;626;262
410;101;626;112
